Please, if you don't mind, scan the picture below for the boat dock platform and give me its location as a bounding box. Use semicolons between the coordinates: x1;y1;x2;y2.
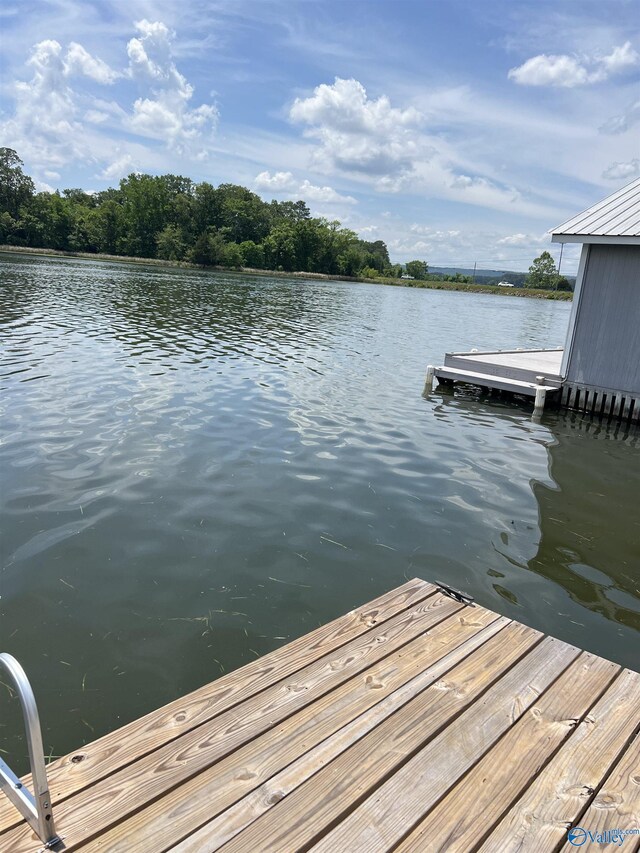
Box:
427;347;564;412
1;578;639;852
427;347;640;422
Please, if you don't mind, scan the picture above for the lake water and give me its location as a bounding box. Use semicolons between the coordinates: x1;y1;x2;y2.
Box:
1;253;638;772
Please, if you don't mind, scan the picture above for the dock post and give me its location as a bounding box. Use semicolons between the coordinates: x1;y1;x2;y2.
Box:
533;375;546;415
424;365;436;393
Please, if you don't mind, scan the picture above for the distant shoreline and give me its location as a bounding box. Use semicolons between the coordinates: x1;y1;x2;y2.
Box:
0;245;572;300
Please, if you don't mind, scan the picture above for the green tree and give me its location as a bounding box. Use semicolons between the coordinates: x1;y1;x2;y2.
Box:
238;241;265;268
263;222;297;270
190;232;213;266
360;266;379;279
119;173;173;257
189;230;225;266
0;211;17;243
360;240;390;272
220;242;243;268
526;251;561;290
381;263;403;278
192;182;219;234
405;260;428;280
269;200;311;224
68;206;96;252
215;184;271;243
0;148;35;217
338;246;366;276
89;200;123;254
156;224;186;261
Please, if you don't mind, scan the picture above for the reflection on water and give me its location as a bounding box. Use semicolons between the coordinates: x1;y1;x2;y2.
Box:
0;252;637;773
530;413;639;644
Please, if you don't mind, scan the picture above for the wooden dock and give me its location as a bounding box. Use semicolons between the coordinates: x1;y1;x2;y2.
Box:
1;578;639;852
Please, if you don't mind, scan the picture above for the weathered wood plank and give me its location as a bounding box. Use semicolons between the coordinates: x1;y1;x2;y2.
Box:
302;637;580;853
87;612;508;853
217;627;565;853
3;589;457;852
390;653;619;853
478;668;640;852
0;577;434;836
559;731;640;852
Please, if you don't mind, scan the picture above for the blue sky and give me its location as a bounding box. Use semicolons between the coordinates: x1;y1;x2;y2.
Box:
1;0;639;272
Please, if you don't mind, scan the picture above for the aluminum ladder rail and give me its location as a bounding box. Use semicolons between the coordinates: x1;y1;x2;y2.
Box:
0;653;60;848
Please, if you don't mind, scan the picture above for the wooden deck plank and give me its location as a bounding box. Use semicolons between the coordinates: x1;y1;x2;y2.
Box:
3;589;458;852
216;626;564;853
85;612;508;853
478;668;640;852
390;653;619;853
303;637;581;853
559;731;640;852
0;577;434;836
1;581;637;853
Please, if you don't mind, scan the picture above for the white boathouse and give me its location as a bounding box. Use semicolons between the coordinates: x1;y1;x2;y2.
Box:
430;178;640;421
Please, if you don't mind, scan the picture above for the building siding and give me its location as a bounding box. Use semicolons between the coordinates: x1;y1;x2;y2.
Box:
566;245;640;395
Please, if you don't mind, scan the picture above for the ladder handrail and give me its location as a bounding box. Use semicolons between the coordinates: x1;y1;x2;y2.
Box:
0;653;60;848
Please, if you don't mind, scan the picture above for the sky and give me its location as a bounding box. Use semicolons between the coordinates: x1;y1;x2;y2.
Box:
1;0;639;273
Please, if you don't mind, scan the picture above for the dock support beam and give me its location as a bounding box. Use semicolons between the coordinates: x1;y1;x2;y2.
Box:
533;375;547;417
424;365;435;393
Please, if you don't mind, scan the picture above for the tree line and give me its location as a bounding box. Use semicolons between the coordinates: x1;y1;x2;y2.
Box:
0;148;570;290
0;148;401;278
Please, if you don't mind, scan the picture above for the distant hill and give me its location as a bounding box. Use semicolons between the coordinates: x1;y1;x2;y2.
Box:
430;266;512;278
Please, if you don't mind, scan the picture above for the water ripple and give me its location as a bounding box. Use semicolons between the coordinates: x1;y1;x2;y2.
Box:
0;252;637;772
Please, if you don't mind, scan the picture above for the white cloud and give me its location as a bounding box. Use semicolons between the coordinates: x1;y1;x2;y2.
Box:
126;20;218;152
599;42;640;75
497;233;548;247
289;77;426;181
298;179;356;204
253;171;356;207
602;159;640;180
100;154;137;181
285;77;547;216
600;99;640;134
508;54;590;87
254;170;296;191
85;109;109;124
64;42;118;84
508;41;639;87
34;179;55;193
451;175;475;189
1;39;85;170
127;20;174;82
410;224;462;239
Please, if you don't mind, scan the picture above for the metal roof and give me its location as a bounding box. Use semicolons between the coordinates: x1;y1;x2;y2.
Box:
551;177;640;244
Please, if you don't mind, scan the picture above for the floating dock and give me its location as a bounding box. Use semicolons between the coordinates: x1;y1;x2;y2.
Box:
428;346;640;420
428;347;564;412
1;578;639;851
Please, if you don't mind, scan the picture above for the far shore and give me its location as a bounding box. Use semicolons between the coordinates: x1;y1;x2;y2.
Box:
0;245;572;300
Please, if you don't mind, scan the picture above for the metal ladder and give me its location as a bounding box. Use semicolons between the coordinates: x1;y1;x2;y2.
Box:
0;653;60;848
